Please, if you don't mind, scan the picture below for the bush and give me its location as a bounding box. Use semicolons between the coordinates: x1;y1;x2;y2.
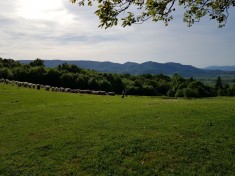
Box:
167;89;175;97
143;85;157;96
175;89;184;97
184;88;199;98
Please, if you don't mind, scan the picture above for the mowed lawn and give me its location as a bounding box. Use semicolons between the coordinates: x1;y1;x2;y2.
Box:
0;83;234;176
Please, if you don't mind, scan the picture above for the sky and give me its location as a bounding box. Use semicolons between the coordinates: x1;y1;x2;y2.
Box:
0;0;234;68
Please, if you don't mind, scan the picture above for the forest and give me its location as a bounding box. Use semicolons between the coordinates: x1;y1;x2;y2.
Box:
1;58;235;97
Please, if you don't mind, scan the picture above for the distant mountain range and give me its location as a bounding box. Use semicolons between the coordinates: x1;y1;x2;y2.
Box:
205;66;235;72
19;60;235;77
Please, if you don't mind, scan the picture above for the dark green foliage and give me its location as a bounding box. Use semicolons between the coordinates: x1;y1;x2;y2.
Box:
28;66;47;84
60;73;75;88
215;76;223;90
0;58;234;97
57;63;82;73
0;58;21;68
45;69;61;87
228;84;235;96
99;79;113;92
29;58;45;67
214;76;235;96
175;89;185;97
0;68;14;79
75;75;89;89
184;88;200;98
167;89;175;97
70;0;234;28
107;75;124;94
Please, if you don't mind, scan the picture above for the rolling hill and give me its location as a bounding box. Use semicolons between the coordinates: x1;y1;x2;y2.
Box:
19;60;235;77
205;66;235;71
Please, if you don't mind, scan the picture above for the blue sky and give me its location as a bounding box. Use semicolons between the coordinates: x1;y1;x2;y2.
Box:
0;0;234;68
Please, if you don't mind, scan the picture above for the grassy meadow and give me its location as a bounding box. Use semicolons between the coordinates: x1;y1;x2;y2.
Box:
0;83;235;175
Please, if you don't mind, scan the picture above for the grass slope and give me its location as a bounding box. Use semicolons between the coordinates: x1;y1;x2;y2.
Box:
0;84;235;175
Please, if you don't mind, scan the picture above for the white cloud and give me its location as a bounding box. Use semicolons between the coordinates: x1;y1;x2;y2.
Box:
16;0;62;20
0;0;235;67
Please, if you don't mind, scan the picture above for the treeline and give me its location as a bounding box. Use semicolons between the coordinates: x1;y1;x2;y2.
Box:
1;58;235;97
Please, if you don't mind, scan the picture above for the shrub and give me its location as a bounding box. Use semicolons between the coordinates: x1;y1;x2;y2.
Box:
175;89;184;97
167;89;175;97
184;88;199;98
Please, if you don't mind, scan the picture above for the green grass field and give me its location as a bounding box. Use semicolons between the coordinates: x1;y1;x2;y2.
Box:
0;83;235;176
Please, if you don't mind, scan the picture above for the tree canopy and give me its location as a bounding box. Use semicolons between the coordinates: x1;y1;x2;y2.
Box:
29;58;45;67
70;0;235;28
1;58;235;97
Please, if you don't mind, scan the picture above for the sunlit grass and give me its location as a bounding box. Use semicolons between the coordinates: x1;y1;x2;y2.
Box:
0;83;234;175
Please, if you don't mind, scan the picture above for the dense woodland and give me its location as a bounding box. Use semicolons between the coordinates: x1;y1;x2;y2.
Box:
1;58;235;97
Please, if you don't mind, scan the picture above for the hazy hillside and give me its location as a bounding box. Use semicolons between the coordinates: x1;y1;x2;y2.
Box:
19;60;235;77
205;66;235;71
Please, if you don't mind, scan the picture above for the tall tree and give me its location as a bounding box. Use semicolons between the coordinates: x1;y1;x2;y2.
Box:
215;76;223;90
70;0;235;28
215;76;225;96
29;58;45;67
